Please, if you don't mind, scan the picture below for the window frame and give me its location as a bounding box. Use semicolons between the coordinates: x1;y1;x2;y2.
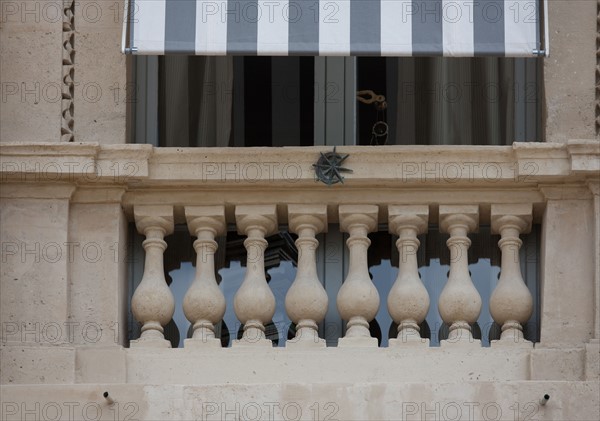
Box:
130;56;541;146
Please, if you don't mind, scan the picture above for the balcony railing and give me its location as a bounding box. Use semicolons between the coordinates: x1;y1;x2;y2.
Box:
129;202;535;349
1;140;598;354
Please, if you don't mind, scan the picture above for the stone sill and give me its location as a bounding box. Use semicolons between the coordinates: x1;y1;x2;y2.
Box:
1;381;598;421
2;343;598;385
2;141;597;224
0;141;598;188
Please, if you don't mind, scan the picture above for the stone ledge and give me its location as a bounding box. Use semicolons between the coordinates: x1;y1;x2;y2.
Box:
76;346;127;384
0;142;151;183
1;142;597;187
0;345;75;385
121;189;550;225
530;347;586;381
123;346;532;385
1;381;598;421
585;340;600;381
567;139;600;174
513;142;571;178
0;143;98;181
0;344;594;385
0;183;76;199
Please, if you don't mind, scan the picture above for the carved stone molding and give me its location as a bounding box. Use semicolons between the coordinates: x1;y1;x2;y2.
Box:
596;0;599;135
62;0;75;142
1;143;597;188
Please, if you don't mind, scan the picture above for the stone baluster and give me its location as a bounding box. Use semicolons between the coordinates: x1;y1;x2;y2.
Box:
438;205;481;346
285;204;328;348
387;205;430;346
490;204;533;346
130;206;175;348
337;205;380;347
233;205;278;347
183;206;227;348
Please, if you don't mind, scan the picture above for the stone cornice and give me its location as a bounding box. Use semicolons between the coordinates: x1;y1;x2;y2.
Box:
587;179;600;196
122;189;549;226
539;184;594;200
513;142;571;179
0;142;99;182
567;139;600;175
0;143;152;183
0;183;76;199
1;141;597;189
70;186;127;204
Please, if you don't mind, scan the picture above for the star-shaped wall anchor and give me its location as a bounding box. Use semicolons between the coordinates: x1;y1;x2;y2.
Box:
312;147;353;186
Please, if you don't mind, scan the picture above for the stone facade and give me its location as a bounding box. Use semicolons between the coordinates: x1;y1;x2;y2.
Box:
1;1;599;420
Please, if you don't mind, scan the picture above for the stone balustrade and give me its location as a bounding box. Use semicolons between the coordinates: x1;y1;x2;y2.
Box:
130;203;535;349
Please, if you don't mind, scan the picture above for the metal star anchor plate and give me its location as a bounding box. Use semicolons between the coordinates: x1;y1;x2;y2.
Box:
313;147;353;186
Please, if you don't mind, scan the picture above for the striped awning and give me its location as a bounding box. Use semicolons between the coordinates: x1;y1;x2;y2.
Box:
125;1;545;57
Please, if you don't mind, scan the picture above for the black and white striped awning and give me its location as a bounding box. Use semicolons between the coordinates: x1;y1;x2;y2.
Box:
124;1;547;57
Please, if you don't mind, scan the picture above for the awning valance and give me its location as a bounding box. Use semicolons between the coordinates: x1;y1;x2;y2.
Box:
123;0;547;57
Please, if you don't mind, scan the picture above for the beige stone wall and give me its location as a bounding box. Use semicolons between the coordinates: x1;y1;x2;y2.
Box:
0;1;127;144
0;0;64;143
0;185;74;329
1;381;598;421
543;0;599;142
540;190;596;344
1;1;599;419
68;192;129;346
74;1;127;144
